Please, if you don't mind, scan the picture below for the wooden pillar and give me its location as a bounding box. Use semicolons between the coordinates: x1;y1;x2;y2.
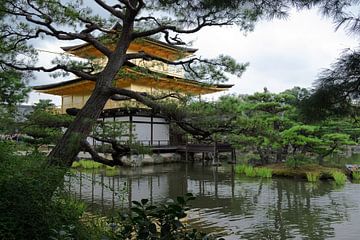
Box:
79;172;82;199
233;149;237;164
212;141;219;166
129;115;133;144
150;115;153;146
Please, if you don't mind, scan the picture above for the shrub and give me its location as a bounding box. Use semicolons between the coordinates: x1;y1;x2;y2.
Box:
306;172;320;182
109;193;209;240
352;171;360;181
256;168;272;178
0;142;86;239
331;171;347;185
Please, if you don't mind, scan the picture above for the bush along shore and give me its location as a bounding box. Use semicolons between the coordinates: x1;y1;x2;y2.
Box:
235;163;350;185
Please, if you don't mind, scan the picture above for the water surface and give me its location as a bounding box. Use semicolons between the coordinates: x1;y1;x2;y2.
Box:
66;163;360;239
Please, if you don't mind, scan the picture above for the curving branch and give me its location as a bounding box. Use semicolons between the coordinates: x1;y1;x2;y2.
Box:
132;11;235;39
94;0;125;19
4;1;113;57
0;61;97;81
110;91;183;101
80;140;118;166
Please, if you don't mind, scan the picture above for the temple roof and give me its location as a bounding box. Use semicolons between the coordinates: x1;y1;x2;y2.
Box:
33;62;233;96
62;36;197;61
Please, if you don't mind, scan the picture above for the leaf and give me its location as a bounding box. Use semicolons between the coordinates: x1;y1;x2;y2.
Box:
145;205;157;211
141;198;149;205
132;200;142;207
176;196;185;205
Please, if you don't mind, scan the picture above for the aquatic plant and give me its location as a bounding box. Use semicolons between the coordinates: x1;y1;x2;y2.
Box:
306;172;320;182
256;167;272;178
244;166;257;177
331;171;347;185
71;161;81;168
352;171;360;181
235;164;247;174
72;160;104;169
105;165;117;170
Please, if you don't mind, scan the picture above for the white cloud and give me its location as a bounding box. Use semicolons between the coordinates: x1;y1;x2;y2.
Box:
193;8;359;97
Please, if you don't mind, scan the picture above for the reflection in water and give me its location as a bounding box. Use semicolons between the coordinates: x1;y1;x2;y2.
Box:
65;164;360;239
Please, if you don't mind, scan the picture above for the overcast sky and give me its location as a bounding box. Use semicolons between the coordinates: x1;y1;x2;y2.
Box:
27;7;359;106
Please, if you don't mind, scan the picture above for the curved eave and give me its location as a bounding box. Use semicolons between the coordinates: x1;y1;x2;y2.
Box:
33;79;96;96
61;37;197;61
33;65;233;96
122;67;233;95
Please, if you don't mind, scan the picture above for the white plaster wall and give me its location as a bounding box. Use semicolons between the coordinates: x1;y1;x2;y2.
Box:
133;122;151;144
153;124;169;145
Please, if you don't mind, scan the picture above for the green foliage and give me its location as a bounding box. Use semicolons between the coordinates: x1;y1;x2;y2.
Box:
244;166;257;177
236;165;272;178
331;171;347;185
352;171;360;181
300;50;360;121
187;89;357;166
0;142;87;240
21;100;73;151
106;193;209;240
71;159;104;169
235;164;247;174
286;154;311;169
0;106;18;134
256;167;273;178
306;172;320;182
184;55;248;83
0;69;30;108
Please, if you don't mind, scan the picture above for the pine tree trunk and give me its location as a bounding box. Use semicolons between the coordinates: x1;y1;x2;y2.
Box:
47;87;111;167
46;17;134;167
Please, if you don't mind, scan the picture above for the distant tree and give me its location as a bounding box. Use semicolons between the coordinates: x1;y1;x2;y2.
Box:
187;89;358;165
281;124;355;166
22;100;73;152
301;50;360;121
0;70;30;109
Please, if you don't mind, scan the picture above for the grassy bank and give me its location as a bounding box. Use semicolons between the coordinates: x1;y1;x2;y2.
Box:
236;162;350;184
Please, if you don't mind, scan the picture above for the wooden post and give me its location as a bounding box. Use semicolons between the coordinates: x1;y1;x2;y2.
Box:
230;148;236;164
185;142;188;163
212;141;219;166
233;149;237;164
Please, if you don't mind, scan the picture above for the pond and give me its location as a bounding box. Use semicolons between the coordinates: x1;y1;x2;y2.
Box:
66;163;360;239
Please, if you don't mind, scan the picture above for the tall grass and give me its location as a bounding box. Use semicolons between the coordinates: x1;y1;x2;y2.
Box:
235;164;247;174
244;166;257;177
331;171;347;185
306;172;320;182
256;167;272;178
236;165;272;178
